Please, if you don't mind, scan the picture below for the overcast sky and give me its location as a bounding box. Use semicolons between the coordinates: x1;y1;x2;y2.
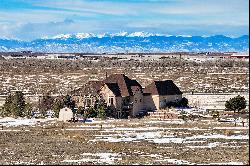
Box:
0;0;248;40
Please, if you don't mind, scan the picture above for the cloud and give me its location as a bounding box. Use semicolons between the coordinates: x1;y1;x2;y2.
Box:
10;19;76;40
0;0;248;40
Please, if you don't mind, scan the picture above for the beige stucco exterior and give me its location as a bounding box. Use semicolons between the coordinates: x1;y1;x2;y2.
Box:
100;84;145;116
73;77;183;118
73;95;99;109
143;95;159;110
100;84;122;110
131;90;144;116
159;94;182;109
143;94;182;110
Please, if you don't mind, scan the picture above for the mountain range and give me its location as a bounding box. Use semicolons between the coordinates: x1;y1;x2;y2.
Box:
0;32;248;53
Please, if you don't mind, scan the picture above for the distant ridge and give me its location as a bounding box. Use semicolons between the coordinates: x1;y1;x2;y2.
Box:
0;32;248;53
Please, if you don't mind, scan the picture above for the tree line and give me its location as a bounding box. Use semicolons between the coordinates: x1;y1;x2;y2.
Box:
0;91;247;120
0;91;108;120
0;91;75;118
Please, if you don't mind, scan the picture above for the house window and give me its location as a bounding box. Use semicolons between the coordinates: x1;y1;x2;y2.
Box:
85;98;91;106
140;99;142;102
109;97;114;105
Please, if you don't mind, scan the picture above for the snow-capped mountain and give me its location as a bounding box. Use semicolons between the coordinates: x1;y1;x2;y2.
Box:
0;32;248;53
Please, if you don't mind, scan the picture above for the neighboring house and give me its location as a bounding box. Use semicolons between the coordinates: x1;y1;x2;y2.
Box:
143;80;183;111
72;74;182;118
59;107;73;122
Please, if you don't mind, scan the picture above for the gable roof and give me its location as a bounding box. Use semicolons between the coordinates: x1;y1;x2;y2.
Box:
103;74;142;97
105;83;121;97
72;81;104;96
88;81;104;91
143;80;182;95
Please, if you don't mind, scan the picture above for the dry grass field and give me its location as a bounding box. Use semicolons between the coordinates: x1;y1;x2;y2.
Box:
0;56;248;96
0;118;249;165
0;55;249;165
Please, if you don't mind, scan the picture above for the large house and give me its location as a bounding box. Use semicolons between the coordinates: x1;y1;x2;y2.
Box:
72;74;182;118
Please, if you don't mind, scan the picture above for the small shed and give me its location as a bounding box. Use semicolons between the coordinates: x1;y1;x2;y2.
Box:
59;107;73;122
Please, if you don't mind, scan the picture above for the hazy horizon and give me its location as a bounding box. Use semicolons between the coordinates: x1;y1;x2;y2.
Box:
0;0;249;41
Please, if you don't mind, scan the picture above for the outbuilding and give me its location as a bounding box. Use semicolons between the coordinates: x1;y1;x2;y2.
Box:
59;107;73;122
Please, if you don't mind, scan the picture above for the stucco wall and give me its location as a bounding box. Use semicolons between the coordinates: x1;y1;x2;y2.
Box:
159;94;182;109
143;95;159;110
131;91;144;116
100;85;122;110
143;94;182;110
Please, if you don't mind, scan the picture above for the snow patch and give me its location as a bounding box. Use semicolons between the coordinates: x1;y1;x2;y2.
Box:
0;117;57;126
62;152;121;164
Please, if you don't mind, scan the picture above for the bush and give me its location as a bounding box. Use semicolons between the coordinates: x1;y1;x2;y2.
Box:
97;106;106;119
224;130;235;136
225;95;246;113
85;107;97;118
211;111;220;119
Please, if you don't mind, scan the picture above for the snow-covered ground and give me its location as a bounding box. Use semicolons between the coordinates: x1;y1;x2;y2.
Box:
0;117;57;127
62;153;122;164
87;127;248;144
0;117;248;165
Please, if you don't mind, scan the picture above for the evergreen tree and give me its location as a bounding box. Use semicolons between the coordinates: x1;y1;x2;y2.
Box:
64;95;76;111
24;102;33;118
3;91;26;117
225;95;246;113
77;106;84;115
52;97;64;118
97;106;106;119
38;94;54;117
12;91;26;117
225;95;247;126
2;94;13;116
85;107;97;118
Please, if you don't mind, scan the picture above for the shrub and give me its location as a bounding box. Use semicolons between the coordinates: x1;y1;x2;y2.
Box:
225;95;246;113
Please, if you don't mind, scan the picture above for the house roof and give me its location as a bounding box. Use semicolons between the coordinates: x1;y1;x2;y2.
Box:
143;80;182;95
88;81;104;91
105;83;121;97
72;81;104;96
103;74;142;97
